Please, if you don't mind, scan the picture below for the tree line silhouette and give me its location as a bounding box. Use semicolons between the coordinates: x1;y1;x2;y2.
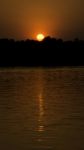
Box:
0;37;84;67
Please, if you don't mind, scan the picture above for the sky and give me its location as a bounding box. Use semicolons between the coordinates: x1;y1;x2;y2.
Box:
0;0;84;40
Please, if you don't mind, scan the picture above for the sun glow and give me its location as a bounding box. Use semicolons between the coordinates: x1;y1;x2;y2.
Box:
36;33;45;41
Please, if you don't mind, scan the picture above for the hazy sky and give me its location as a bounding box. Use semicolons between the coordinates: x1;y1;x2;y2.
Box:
0;0;84;40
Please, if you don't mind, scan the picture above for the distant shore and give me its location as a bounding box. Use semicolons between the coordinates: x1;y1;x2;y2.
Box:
0;37;84;66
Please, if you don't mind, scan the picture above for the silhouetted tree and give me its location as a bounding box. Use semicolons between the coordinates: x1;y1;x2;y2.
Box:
0;37;84;67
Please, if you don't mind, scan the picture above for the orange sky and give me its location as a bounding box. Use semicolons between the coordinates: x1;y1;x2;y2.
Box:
0;0;84;40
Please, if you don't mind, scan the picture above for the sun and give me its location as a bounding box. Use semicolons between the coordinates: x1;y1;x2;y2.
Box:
36;33;45;41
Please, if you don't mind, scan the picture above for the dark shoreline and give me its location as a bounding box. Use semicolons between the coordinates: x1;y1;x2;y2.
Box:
0;37;84;67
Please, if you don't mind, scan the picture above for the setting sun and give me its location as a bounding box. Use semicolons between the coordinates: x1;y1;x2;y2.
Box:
36;33;45;41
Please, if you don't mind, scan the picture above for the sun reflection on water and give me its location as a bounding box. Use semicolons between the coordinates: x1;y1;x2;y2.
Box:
36;92;45;143
38;93;44;132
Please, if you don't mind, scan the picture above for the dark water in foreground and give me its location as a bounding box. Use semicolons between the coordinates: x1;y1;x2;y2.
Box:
0;68;84;150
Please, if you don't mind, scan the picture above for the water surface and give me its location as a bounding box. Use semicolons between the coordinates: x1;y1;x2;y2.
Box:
0;68;84;150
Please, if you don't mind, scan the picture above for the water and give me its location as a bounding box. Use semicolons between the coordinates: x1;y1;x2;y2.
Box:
0;68;84;150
